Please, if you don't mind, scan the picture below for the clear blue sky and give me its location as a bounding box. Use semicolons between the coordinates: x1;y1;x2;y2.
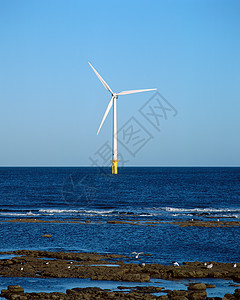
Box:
0;0;239;166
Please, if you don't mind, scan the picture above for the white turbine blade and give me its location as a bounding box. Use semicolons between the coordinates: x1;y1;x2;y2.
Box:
117;88;157;96
88;62;113;95
97;97;113;135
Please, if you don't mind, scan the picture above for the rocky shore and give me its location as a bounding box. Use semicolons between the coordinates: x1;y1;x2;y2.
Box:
0;250;240;282
1;283;240;299
169;220;240;228
0;250;240;299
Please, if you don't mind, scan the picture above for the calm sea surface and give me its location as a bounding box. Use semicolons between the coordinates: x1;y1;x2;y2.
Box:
0;167;240;296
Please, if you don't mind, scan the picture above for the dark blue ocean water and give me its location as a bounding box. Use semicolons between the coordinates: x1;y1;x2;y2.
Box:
0;167;240;265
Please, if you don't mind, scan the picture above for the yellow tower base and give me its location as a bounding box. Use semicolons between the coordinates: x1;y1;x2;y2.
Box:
111;160;119;174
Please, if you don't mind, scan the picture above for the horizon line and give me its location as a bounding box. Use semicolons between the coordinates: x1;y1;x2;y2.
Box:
0;165;239;168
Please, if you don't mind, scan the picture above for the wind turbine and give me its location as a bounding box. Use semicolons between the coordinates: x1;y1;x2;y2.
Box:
89;62;156;174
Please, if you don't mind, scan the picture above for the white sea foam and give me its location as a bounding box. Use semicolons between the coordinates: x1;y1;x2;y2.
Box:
139;214;154;217
39;209;115;215
0;211;38;217
159;207;240;213
39;209;79;214
83;210;114;214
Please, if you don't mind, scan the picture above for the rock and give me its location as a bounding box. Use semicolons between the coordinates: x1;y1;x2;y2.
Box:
206;284;216;288
8;285;24;293
169;290;188;297
66;289;77;295
132;286;164;294
121;273;150;282
9;295;21;300
188;291;207;300
3;249;240;299
229;284;240;287
170;297;188;300
50;295;60;299
3;259;13;265
0;290;9;298
117;286;130;290
41;234;52;238
187;283;207;300
140;274;151;282
234;288;240;293
213;272;223;278
234;288;240;299
187;271;205;278
223;294;236;299
232;275;240;282
188;283;207;290
108;292;118;297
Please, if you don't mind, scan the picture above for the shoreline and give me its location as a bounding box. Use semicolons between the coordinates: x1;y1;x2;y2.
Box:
1;250;240;299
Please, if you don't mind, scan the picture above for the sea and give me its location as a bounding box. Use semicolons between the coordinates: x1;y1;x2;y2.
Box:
0;167;240;297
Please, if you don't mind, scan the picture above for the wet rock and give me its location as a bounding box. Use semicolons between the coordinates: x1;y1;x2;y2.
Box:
41;234;52;238
234;288;240;297
1;284;239;300
2;249;240;299
170;297;188;300
72;287;103;293
206;284;216;288
232;275;240;283
188;271;205;278
1;259;14;266
188;291;207;300
8;285;24;293
1;286;26;300
130;273;150;282
186;284;208;300
132;286;164;293
188;283;207;290
66;289;77;295
229;284;240;287
117;286;130;290
0;290;9;298
223;293;236;299
168;289;188;299
170;220;240;228
1;249;237;284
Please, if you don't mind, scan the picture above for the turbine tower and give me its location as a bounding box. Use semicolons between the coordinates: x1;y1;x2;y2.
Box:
89;62;156;174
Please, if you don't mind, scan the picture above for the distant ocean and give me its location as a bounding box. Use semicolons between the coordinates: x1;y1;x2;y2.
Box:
0;167;240;265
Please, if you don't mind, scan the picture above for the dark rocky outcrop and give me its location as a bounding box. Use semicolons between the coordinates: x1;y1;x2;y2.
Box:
1;250;240;300
2;285;240;300
0;250;240;283
169;220;240;228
